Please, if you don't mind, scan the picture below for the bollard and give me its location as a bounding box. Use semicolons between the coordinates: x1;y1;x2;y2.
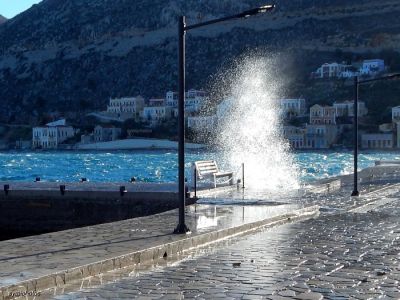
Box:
4;184;9;196
120;186;127;196
236;179;241;190
80;177;87;182
35;177;40;182
60;185;66;195
242;163;245;189
185;185;189;199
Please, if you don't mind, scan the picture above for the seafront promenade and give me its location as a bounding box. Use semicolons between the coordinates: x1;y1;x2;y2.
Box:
0;163;399;299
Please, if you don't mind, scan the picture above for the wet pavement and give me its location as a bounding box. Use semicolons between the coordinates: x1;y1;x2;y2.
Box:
47;182;400;299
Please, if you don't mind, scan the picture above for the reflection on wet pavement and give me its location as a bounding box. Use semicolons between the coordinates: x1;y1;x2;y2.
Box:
51;196;400;300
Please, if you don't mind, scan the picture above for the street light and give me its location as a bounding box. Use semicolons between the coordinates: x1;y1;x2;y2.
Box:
174;4;275;234
351;72;400;197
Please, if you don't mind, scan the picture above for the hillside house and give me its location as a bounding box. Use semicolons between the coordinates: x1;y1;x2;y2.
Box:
359;59;385;76
310;105;336;125
333;101;368;117
280;98;306;117
107;96;145;121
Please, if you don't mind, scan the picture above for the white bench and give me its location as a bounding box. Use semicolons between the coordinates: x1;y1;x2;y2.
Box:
193;160;234;188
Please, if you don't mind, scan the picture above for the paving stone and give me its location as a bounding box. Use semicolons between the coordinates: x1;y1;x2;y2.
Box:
44;183;400;300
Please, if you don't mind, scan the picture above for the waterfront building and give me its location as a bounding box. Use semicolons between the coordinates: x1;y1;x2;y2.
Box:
283;126;306;149
187;115;217;132
333;100;368;117
309;104;336;125
361;133;393;149
107;96;145;121
359;59;385;76
94;125;121;142
305;124;338;149
185;89;207;113
142;106;173;126
165;89;207;113
32;120;75;149
280;98;306;117
392;106;400;122
127;129;153;138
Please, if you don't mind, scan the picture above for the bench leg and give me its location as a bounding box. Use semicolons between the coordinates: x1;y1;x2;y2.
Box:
213;175;217;188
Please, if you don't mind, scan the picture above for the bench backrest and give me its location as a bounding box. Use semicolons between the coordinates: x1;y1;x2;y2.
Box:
194;160;219;178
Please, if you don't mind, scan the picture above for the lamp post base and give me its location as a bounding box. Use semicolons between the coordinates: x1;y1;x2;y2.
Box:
173;223;191;234
351;190;360;197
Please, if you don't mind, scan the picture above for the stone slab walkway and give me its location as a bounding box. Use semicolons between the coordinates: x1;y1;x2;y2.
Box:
50;187;400;300
0;200;319;300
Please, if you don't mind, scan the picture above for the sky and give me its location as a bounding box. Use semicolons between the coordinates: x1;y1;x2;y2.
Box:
0;0;42;18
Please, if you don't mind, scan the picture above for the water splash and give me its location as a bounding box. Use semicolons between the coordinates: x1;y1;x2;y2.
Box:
213;56;300;191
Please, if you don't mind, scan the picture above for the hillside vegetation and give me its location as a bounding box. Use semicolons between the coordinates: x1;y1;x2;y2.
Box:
0;0;399;124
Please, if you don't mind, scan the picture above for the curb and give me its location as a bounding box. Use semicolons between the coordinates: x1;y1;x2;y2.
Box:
0;205;319;299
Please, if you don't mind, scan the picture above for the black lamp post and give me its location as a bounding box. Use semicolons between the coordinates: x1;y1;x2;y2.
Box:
174;4;275;234
351;73;400;197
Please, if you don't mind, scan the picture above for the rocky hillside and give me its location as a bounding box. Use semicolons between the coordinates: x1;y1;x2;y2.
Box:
0;15;6;24
0;0;399;124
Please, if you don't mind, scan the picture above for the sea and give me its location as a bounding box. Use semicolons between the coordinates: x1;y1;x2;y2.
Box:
0;150;399;184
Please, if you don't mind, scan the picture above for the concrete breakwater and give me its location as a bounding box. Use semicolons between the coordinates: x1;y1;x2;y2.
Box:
0;182;196;240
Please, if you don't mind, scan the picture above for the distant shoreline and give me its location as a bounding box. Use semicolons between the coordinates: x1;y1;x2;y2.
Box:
75;138;206;151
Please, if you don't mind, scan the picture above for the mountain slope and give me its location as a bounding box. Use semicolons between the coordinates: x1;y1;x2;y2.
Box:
0;0;399;124
0;15;7;24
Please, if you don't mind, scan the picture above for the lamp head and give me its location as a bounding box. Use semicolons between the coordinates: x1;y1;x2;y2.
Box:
240;4;275;18
387;73;400;80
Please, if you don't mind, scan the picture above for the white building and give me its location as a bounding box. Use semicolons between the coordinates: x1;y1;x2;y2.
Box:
107;96;145;120
305;124;338;149
283;126;306;149
359;59;385;76
361;133;393;149
187;115;217;132
185;89;207;113
280;98;306;117
333;100;368;117
165;89;207;113
314;62;352;78
142;106;173;126
392;106;400;122
94;125;121;142
32;120;75;149
309;105;336;125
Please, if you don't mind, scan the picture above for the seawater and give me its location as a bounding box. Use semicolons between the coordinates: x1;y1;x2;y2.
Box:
0;150;399;183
